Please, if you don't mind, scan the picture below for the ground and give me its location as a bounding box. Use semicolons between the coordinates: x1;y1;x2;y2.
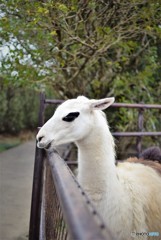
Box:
0;140;35;240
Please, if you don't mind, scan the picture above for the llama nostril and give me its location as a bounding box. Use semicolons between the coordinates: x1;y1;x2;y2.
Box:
38;136;44;142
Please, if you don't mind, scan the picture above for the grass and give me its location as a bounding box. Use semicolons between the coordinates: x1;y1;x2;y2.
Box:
0;131;36;153
0;142;20;152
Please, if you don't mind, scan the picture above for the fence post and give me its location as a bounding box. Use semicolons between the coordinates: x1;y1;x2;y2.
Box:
29;92;46;240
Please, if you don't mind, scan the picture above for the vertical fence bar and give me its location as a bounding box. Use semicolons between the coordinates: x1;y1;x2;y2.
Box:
29;92;46;240
136;108;144;156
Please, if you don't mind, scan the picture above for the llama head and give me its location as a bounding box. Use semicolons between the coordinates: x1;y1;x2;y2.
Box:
36;96;114;150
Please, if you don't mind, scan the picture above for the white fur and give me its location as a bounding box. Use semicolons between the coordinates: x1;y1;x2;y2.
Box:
37;96;161;240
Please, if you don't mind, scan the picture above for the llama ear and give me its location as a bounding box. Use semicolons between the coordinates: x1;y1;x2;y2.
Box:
90;97;115;110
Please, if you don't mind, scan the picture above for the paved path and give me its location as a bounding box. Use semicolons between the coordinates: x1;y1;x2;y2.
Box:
0;140;35;240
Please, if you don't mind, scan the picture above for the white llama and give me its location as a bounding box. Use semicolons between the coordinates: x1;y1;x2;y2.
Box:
36;96;161;240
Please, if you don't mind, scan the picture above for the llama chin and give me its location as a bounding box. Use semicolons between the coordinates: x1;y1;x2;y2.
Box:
37;96;161;240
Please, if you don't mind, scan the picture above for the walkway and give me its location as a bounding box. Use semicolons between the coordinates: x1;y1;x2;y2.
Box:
0;140;35;240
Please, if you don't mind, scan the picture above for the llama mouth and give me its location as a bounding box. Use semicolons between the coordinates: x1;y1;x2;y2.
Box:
45;142;52;150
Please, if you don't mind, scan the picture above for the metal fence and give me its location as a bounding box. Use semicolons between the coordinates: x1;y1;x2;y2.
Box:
43;155;68;240
42;151;113;240
29;93;161;240
29;147;113;240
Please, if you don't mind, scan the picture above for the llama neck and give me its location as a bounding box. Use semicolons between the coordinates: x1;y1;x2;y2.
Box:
76;113;120;193
76;114;130;239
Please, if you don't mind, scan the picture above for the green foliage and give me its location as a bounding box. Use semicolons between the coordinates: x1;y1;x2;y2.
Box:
1;0;161;97
0;86;39;133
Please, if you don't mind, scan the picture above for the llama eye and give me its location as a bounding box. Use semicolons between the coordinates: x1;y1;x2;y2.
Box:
62;112;80;122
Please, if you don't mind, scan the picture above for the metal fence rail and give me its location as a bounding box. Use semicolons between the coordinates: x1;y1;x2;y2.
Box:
30;147;114;240
42;150;113;240
29;93;161;240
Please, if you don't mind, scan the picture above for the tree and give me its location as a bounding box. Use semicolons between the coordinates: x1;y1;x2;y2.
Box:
1;1;161;97
0;0;161;139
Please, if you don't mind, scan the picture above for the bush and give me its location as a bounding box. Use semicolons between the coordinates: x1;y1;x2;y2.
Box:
0;86;40;134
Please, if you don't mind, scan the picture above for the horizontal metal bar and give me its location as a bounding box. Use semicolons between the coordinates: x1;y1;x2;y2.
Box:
45;99;64;104
112;103;161;109
113;132;161;137
45;99;161;109
47;151;114;240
